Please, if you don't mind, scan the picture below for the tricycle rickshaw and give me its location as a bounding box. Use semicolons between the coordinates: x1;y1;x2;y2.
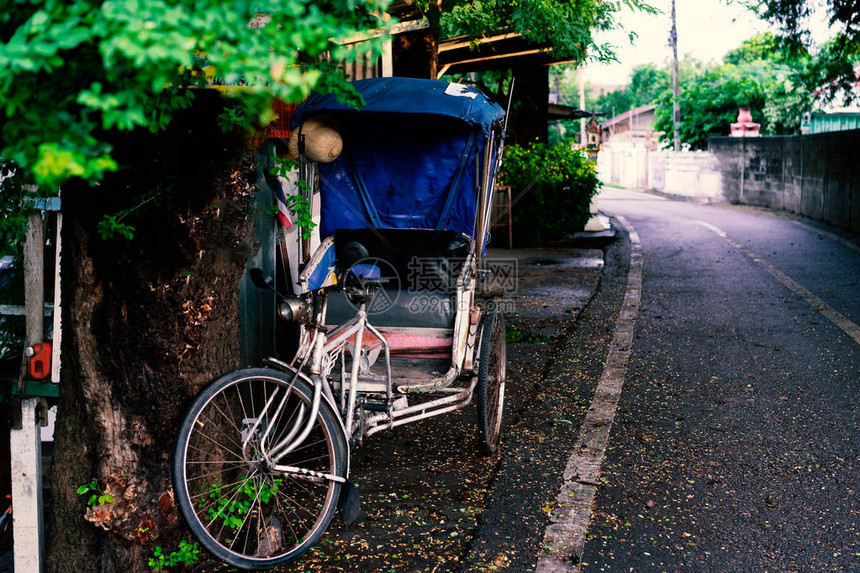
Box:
172;77;508;569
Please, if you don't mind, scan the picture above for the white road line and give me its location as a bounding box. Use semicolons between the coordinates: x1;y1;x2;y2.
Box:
696;220;860;347
535;216;643;572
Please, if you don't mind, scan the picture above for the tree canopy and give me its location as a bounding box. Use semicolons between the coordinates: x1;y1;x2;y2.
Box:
426;0;656;63
0;0;389;190
592;63;675;116
572;29;853;149
745;0;860;93
723;31;804;66
748;0;860;40
653;67;768;149
649;40;817;149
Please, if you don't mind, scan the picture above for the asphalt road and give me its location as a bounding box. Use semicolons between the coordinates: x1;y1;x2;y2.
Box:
580;188;860;572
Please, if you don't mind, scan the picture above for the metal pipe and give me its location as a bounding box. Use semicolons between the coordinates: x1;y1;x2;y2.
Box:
271;464;346;484
266;402;306;460
275;373;323;458
363;377;477;435
364;391;475;438
343;305;367;437
364;320;392;403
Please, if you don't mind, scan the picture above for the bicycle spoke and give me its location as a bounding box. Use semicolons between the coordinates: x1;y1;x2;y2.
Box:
186;436;243;463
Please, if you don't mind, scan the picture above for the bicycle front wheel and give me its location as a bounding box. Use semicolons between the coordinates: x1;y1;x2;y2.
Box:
173;368;347;569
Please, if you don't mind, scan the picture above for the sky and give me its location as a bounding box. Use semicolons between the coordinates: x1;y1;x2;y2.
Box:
584;0;836;86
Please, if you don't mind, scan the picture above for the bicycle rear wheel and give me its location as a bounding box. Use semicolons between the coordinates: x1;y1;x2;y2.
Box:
173;368;347;569
477;309;506;455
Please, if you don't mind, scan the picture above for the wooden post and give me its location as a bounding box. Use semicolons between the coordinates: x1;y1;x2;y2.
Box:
11;211;46;572
670;0;681;152
18;212;44;392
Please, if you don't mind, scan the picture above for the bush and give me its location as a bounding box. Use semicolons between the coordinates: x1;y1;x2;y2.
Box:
499;141;600;247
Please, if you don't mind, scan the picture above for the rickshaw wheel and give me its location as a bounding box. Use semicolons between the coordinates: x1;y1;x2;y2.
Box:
172;368;347;570
477;309;506;455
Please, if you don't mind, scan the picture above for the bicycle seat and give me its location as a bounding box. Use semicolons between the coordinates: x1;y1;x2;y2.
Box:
345;263;382;288
342;262;382;305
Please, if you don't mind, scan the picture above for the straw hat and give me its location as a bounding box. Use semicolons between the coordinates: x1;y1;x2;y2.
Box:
289;114;342;163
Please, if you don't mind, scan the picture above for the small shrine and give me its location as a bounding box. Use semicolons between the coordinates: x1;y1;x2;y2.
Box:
730;107;761;137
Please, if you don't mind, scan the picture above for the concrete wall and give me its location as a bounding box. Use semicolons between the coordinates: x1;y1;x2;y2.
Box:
597;144;649;190
597;145;724;201
648;151;724;201
709;130;860;233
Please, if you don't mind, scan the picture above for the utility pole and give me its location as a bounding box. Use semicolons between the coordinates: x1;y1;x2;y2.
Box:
579;69;587;145
670;0;681;152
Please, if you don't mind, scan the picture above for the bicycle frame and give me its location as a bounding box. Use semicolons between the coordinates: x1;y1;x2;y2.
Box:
255;281;481;472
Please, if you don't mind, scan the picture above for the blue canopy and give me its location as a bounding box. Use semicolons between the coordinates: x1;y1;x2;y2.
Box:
290;78;505;239
291;77;505;136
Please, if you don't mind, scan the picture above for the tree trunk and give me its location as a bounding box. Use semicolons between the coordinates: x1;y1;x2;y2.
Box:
48;93;259;572
392;27;438;79
508;64;550;146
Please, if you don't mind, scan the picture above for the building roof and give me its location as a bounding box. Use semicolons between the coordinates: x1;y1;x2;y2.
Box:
547;104;601;120
600;104;656;128
437;33;576;78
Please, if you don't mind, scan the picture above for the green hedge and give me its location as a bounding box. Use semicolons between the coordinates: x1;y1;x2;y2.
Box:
499;142;600;247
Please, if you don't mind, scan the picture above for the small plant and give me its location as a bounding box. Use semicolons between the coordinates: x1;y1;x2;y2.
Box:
217;106;246;133
202;483;249;529
149;539;200;570
96;187;164;240
270;156;298;178
283;190;314;240
199;478;283;530
96;214;135;241
76;478;114;507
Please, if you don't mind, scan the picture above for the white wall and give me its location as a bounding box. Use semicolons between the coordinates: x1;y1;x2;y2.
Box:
597;144;724;202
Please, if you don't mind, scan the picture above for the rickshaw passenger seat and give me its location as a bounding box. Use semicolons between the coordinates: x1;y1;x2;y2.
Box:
327;228;473;330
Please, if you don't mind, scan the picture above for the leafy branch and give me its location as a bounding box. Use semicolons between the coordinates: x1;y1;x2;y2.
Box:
269;157;316;240
0;0;392;189
96;189;163;241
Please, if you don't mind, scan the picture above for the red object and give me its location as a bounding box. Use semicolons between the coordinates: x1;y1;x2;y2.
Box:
28;343;52;379
267;100;297;141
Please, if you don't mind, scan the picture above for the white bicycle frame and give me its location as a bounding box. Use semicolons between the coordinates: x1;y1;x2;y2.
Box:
247;284;479;484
